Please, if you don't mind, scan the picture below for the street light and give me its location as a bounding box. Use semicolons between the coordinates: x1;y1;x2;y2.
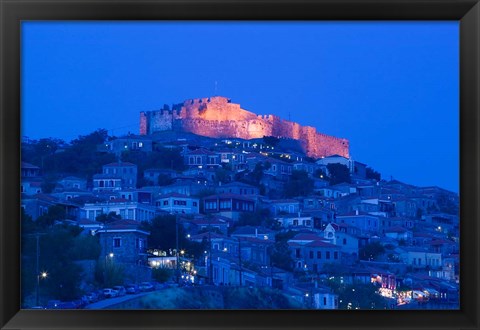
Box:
105;252;114;287
36;271;48;306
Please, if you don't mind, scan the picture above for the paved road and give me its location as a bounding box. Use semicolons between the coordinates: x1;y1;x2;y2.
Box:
85;291;153;309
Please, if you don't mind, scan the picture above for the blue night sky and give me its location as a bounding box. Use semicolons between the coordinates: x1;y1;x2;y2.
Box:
22;21;459;193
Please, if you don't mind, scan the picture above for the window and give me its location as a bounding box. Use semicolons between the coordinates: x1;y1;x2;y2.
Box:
193;202;197;207
317;251;321;259
309;251;314;259
343;238;347;245
324;297;327;306
326;251;331;259
113;238;121;248
163;200;169;206
295;249;301;258
334;251;338;259
219;200;232;209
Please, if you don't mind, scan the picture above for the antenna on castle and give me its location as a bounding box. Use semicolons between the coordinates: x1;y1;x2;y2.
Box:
288;112;291;121
214;81;218;96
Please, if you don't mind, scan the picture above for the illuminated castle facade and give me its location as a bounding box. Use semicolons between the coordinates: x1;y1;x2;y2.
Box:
139;96;349;159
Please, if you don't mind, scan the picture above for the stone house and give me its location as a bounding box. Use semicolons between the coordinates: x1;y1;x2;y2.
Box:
215;181;259;197
155;192;200;214
203;193;256;221
80;199;158;222
102;162;138;189
99;135;153;156
184;148;220;168
95;219;150;265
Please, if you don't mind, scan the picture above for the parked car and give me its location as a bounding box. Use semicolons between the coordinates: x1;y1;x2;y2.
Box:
138;282;154;292
94;289;106;300
103;288;119;298
113;285;126;296
85;292;99;303
125;284;139;294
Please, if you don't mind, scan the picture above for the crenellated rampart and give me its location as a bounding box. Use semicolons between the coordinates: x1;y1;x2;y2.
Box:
140;96;349;158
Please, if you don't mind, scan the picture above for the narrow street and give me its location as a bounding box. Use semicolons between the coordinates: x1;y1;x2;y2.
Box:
85;292;152;309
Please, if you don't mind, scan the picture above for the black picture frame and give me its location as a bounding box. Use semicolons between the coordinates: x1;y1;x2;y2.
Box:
1;0;479;329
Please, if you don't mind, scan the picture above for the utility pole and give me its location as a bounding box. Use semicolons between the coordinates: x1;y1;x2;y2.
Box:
208;217;213;285
33;233;47;306
35;234;40;306
238;238;243;286
175;213;180;284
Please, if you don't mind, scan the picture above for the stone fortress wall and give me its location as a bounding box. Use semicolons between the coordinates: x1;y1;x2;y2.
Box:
139;96;349;159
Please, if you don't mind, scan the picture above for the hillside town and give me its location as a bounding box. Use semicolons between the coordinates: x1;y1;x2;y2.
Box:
21;101;460;310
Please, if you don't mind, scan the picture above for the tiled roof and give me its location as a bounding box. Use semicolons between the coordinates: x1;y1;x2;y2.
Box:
218;181;256;189
231;226;274;236
102;219;148;232
292;233;321;241
103;162;136;167
21;161;40;169
92;174;122;179
187;149;216;155
305;240;337;248
385;226;409;233
157;192;190;199
189;232;227;240
267;199;299;204
77;219;102;225
430;239;455;246
203;193;255;202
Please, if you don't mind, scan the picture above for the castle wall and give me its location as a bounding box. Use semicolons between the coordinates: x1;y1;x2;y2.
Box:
139;97;349;159
139;112;148;135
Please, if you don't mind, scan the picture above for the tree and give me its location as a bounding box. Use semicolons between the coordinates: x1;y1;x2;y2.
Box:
269;241;294;271
140;215;207;260
269;231;297;271
214;167;231;184
366;167;381;181
70;234;101;260
237;209;272;228
140;215;181;251
152;267;174;283
359;242;385;261
262;136;280;147
96;211;121;224
22;223;86;304
158;174;173;186
283;170;314;197
334;283;386;310
314;169;327;180
45;129;116;179
41;174;59;194
95;259;126;287
36;205;66;228
327;163;351;185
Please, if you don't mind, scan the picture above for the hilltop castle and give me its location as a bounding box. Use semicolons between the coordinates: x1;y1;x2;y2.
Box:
139;96;349;159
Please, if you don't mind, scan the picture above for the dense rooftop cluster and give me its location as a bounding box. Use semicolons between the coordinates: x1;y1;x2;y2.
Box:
20;128;459;310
